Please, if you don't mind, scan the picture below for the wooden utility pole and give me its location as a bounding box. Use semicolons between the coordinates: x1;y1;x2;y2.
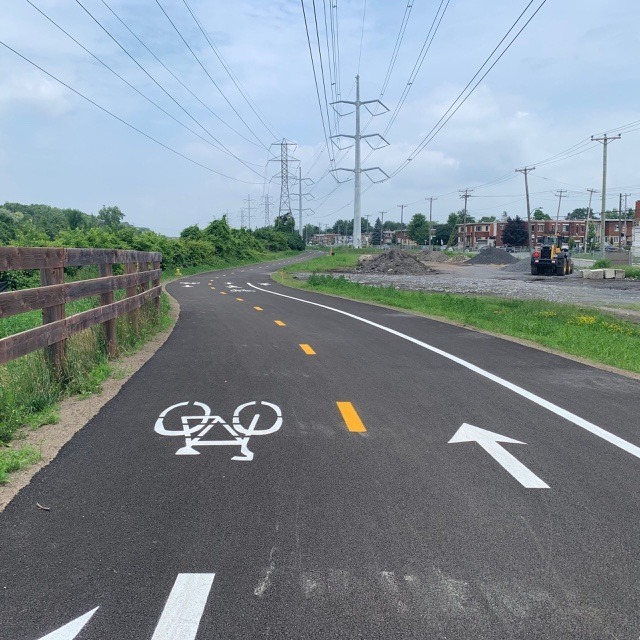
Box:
427;197;437;251
516;167;535;254
591;133;621;259
584;188;598;252
554;190;567;235
459;189;473;249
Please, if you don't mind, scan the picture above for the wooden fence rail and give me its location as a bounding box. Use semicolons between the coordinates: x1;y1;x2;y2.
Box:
0;247;162;371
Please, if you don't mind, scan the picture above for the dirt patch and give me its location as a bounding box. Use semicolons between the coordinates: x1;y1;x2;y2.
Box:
355;250;436;275
0;292;180;513
465;247;519;265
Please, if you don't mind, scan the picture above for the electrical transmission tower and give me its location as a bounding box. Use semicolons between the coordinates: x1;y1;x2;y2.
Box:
269;140;298;216
242;194;254;230
292;166;315;237
261;195;274;227
331;76;389;248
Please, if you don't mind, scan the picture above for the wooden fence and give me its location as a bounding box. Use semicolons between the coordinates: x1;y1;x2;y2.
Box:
0;247;162;373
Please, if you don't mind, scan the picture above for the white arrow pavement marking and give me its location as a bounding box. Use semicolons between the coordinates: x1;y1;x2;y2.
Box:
449;424;549;489
248;282;640;461
37;608;99;640
151;573;215;640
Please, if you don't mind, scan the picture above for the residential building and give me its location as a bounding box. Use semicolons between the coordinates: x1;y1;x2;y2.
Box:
394;230;418;248
633;200;640;258
457;218;635;250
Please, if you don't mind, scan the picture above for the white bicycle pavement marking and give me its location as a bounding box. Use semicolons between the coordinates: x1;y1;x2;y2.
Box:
155;401;283;460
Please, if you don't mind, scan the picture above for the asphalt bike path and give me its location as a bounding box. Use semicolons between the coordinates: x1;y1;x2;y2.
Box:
1;255;639;639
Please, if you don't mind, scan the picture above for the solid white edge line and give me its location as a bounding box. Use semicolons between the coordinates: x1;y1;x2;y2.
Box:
151;573;215;640
248;282;640;460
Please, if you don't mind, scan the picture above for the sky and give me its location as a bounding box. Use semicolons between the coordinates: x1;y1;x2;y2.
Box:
0;0;639;236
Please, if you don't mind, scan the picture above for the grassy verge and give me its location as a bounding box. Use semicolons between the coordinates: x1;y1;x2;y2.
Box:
163;250;303;280
0;294;172;483
282;271;640;374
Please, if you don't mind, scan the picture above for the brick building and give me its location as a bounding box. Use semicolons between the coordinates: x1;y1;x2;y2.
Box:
458;218;634;250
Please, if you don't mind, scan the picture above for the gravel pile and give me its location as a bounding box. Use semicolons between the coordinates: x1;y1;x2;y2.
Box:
355;250;436;275
464;246;519;266
501;258;531;272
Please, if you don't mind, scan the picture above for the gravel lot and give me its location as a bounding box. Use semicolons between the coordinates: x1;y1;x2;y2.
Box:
297;261;640;314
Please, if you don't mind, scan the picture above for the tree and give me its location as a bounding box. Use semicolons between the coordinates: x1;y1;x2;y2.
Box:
371;217;382;246
274;212;295;234
407;213;430;245
586;221;597;250
180;224;202;240
65;209;87;230
97;205;124;229
0;208;16;243
303;223;320;242
532;207;550;220
382;220;402;231
501;215;528;246
331;219;352;235
567;208;589;220
479;216;496;222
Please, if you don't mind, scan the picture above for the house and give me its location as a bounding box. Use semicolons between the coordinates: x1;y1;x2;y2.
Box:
457;217;635;250
633;201;640;258
394;230;418;248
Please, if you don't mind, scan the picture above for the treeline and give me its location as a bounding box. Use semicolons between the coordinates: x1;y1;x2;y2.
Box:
0;203;304;274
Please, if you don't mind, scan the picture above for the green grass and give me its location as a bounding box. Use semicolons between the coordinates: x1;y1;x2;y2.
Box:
287;273;640;374
0;446;41;484
282;248;361;273
164;250;302;280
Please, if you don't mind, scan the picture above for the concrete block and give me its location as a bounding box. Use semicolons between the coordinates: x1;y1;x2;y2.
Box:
603;269;616;279
614;269;626;280
585;269;604;279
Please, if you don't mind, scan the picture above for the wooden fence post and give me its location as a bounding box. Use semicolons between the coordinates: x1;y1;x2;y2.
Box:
40;265;66;378
99;263;117;357
153;260;161;315
125;261;139;336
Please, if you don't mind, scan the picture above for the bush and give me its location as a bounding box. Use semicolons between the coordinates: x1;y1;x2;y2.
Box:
592;259;612;269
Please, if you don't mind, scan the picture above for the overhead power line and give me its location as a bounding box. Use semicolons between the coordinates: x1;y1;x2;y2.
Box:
379;1;414;98
301;0;336;177
390;0;549;178
154;0;269;149
26;0;262;175
0;39;262;184
74;0;263;175
98;0;265;152
181;0;280;141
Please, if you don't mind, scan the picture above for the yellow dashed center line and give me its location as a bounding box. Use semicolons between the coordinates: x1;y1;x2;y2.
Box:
274;320;286;326
337;402;367;433
254;306;263;311
220;291;227;295
299;344;316;355
236;297;244;301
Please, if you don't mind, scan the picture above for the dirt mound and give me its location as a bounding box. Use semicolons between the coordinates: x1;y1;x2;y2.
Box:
501;258;531;272
464;246;519;265
418;250;449;262
355;250;436;275
417;251;467;263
